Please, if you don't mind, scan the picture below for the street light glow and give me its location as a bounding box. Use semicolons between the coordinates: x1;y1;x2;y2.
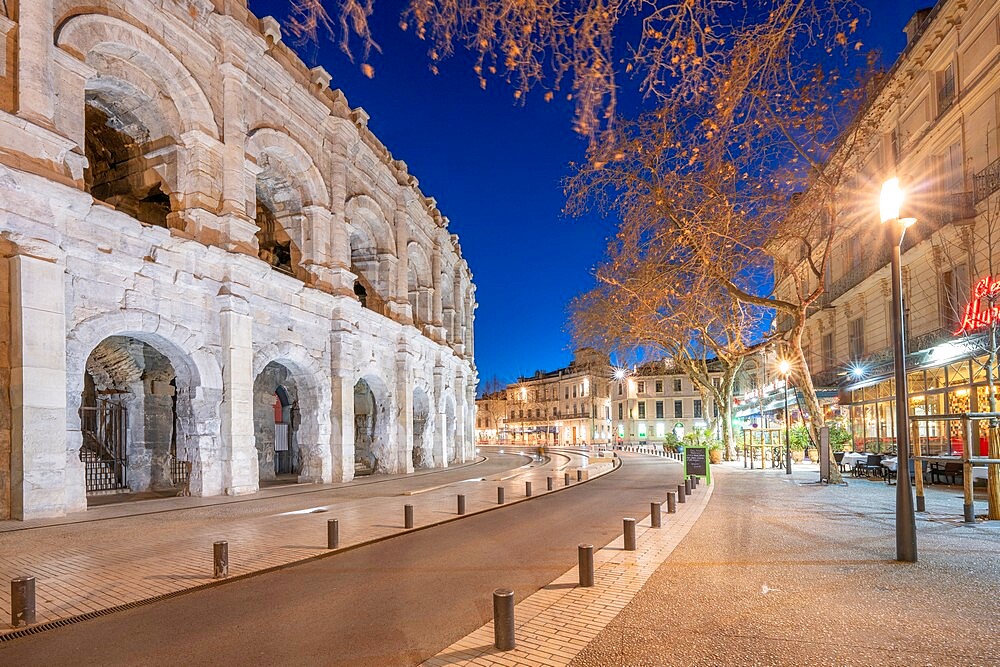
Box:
880;177;903;222
850;364;867;379
612;366;627;381
777;359;791;375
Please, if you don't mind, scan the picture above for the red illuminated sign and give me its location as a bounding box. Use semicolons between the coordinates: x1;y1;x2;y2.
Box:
955;275;1000;334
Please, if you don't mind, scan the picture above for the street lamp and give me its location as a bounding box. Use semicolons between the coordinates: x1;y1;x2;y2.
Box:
778;359;792;475
613;366;629;448
881;177;917;563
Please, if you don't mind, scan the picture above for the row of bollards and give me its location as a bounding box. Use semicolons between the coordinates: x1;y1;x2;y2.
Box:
491;478;702;651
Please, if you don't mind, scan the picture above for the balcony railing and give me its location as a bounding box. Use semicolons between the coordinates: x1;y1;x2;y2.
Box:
974;155;1000;203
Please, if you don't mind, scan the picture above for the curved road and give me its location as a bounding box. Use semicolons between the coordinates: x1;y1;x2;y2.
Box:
0;454;680;666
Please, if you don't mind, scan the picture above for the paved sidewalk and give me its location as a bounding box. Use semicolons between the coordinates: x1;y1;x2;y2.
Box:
425;462;1000;667
0;448;610;633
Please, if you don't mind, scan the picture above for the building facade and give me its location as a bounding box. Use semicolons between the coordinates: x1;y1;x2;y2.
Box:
776;0;1000;454
0;0;477;519
476;349;613;446
613;361;724;445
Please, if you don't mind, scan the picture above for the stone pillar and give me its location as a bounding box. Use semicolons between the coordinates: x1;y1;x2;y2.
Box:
326;121;357;297
454;372;467;463
431;364;447;467
16;0;55;126
431;238;444;339
396;341;414;473
465;379;478;462
218;286;258;495
9;255;67;519
301;205;337;291
330;325;355;481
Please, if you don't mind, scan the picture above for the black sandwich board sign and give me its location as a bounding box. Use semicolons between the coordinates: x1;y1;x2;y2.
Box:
684;445;711;485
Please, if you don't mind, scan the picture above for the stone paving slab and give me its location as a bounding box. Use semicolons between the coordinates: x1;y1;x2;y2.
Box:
421;474;713;666
0;449;613;633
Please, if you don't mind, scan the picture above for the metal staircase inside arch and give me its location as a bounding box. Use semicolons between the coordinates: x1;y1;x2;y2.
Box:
80;398;128;493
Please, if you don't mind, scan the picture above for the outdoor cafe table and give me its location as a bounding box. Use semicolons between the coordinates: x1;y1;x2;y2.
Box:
842;452;867;469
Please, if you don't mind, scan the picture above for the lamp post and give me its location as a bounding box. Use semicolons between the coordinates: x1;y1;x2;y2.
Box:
881;177;917;563
613;367;630;448
778;359;792;475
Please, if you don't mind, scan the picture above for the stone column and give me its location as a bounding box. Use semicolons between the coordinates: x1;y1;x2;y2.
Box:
391;194;412;323
431;238;444;341
431;364;447;467
454;372;467;463
326;120;357;297
301;205;337;291
9;255;67;519
465;379;478;462
329;324;356;481
16;0;55;126
217;285;258;495
396;341;414;473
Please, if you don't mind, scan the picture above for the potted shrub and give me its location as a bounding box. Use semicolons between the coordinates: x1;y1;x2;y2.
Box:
708;440;724;464
789;425;809;463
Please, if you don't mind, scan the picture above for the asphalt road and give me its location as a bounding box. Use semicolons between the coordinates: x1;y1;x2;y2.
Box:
0;454;680;666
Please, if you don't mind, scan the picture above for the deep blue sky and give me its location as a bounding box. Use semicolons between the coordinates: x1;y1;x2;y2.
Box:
251;0;931;386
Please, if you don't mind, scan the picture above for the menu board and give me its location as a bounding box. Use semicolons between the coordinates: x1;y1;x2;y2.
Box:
684;446;711;484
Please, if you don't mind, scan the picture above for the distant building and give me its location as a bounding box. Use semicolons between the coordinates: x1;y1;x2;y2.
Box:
613;361;724;445
476;349;613;446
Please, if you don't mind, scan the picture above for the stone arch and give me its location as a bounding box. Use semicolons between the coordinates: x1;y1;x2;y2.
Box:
65;310;223;507
407;242;433;328
346;195;396;312
246;129;329;278
252;342;332;483
411;385;433;470
353;371;394;475
56;14;219;138
440;262;456;342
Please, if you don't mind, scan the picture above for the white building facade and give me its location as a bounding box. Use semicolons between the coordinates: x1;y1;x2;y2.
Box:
0;0;477;519
613;362;723;445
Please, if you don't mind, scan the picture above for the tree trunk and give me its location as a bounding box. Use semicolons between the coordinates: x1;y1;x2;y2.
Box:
788;321;843;484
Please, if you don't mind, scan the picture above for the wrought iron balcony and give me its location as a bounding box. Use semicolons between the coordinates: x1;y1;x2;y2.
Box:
974;156;1000;203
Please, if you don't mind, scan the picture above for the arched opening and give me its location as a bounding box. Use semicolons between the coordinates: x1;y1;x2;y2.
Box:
354;376;392;476
412;388;432;469
254;156;303;277
80;336;192;503
253;362;302;484
350;230;387;315
407;242;433;330
83;81;176;227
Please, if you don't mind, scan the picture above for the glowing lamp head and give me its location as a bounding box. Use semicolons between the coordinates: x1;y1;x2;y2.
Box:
880;178;904;223
850;365;867;380
613;367;627;381
777;359;791;376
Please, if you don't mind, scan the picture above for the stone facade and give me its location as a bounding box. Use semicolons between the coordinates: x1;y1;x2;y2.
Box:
0;0;477;519
773;0;1000;449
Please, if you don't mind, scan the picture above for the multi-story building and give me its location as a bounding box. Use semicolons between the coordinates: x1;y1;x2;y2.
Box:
476;349;613;446
613;361;724;445
0;1;477;519
474;391;507;444
776;0;1000;454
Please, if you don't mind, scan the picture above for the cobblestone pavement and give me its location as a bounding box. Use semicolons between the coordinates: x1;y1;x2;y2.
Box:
427;461;1000;667
0;447;610;632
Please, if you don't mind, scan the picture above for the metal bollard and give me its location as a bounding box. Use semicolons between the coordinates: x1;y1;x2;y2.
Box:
498;487;505;504
577;469;583;481
623;518;637;551
493;588;516;651
327;519;339;549
667;491;677;514
565;472;571;485
677;484;686;503
10;576;36;628
458;494;466;515
525;481;532;497
405;504;414;529
547;476;554;491
693;476;699;488
650;502;662;528
684;478;692;495
578;544;594;587
213;541;228;579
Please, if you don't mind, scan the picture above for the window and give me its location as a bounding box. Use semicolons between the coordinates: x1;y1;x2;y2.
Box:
674;400;683;418
572;403;577;415
573;385;577;398
938;62;955;116
536;409;541;418
847;235;862;268
605;406;610;419
822;332;834;370
673;378;682;392
693;400;703;419
618;403;623;419
565;388;569;399
655;400;664;419
519;409;524;418
617;383;622;396
941;264;969;329
848;317;865;359
637;381;646;394
638;402;646;419
712;377;721;389
712;401;719;418
655;380;663;393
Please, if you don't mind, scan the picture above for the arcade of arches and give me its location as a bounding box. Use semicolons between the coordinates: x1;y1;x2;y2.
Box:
0;1;477;520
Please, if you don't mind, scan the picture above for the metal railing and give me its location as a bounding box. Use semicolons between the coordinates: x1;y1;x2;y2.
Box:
974;155;1000;203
